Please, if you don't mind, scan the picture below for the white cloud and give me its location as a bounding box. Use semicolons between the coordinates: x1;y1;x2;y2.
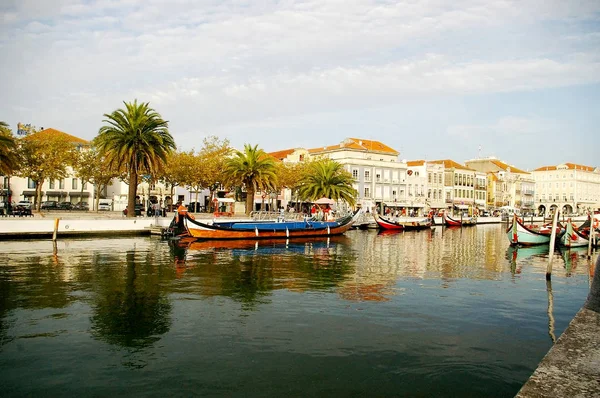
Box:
0;0;599;166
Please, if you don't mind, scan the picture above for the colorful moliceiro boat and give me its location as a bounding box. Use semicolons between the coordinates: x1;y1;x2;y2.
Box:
442;212;477;226
184;214;354;240
507;214;564;246
560;218;599;248
374;214;432;230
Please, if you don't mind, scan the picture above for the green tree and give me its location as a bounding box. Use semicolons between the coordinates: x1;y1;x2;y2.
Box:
95;100;176;217
0;121;17;175
74;146;119;211
197;136;232;211
224;144;277;215
16;132;79;210
297;158;357;206
159;150;189;210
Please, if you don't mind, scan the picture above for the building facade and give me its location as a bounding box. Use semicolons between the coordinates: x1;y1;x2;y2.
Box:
429;159;487;215
465;157;534;214
533;163;600;216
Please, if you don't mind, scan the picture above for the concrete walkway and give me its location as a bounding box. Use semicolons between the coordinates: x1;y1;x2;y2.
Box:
517;254;600;397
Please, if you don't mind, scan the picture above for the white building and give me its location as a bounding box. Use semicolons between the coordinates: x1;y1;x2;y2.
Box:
533;163;600;216
308;138;412;213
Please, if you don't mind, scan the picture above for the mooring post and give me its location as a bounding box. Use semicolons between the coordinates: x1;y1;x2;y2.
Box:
546;209;560;280
52;218;59;241
588;215;595;258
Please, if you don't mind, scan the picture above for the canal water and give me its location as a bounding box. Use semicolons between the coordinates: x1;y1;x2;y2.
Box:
0;225;595;397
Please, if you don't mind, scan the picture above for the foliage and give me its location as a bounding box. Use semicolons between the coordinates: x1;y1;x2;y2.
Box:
75;146;119;211
16;131;79;210
223;144;277;215
0;121;17;175
297;158;357;206
159;150;190;207
197;136;232;211
95;100;176;217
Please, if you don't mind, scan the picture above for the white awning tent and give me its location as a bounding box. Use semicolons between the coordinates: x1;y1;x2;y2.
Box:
454;204;469;210
384;202;425;208
216;198;235;203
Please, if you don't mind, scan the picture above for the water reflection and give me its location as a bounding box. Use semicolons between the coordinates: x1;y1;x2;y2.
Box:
172;236;357;309
90;251;172;348
0;229;596;397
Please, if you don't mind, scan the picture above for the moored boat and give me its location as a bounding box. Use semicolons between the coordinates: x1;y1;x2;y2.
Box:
442;212;477;227
184;213;354;240
373;214;432;231
560;218;599;248
506;214;564;246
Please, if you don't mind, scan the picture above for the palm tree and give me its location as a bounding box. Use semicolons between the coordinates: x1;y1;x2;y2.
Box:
0;121;17;175
95;100;176;217
297;159;357;206
224;144;277;215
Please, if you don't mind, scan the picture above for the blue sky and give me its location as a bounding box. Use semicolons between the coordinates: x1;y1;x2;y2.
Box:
1;0;599;170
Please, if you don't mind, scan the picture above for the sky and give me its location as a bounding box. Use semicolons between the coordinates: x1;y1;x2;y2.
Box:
1;0;599;171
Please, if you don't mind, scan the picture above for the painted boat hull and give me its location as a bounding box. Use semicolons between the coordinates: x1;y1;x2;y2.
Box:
560;220;598;248
185;215;353;240
506;216;563;246
374;215;432;230
443;213;477;227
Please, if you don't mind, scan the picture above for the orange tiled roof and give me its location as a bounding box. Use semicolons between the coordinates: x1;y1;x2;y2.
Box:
534;163;597;172
429;159;473;171
27;128;90;145
489;159;528;174
407;160;425;167
309;138;399;155
268;149;296;161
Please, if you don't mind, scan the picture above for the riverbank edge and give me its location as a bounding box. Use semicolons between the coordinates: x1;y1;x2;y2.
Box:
517;254;600;398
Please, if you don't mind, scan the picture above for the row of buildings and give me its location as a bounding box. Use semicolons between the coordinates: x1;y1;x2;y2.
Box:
1;129;599;216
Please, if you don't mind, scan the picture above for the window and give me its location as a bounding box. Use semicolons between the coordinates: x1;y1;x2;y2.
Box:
82;182;87;189
27;178;36;189
299;154;304;161
352;169;358;179
59;179;65;189
72;178;78;190
376;173;381;182
365;170;371;181
364;187;370;197
49;180;55;189
428;173;432;183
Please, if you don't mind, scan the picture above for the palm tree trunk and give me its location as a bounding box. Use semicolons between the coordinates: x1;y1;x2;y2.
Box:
127;171;137;218
246;186;254;215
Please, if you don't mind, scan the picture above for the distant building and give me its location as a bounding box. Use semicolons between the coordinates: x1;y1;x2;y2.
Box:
406;160;446;212
465;157;534;213
429;159;487;214
532;163;600;216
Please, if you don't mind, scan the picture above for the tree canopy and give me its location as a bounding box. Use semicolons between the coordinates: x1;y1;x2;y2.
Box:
224;144;277;215
297;158;357;206
95;100;176;217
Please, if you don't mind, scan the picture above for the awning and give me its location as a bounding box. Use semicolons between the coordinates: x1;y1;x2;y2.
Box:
384;202;405;207
69;192;90;197
454;204;469;210
46;191;68;196
216;198;235;203
22;190;42;196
